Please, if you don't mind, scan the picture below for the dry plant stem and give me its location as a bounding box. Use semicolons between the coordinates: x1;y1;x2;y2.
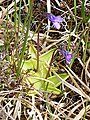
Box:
47;0;51;37
60;64;89;94
68;100;87;117
61;1;76;22
0;0;5;4
61;2;90;18
1;0;20;19
0;100;14;120
52;68;90;101
66;65;90;92
61;1;77;33
85;57;90;78
77;58;89;85
73;105;90;120
23;0;28;13
41;40;59;53
37;29;40;71
21;98;43;120
63;65;90;101
52;69;85;97
47;108;61;120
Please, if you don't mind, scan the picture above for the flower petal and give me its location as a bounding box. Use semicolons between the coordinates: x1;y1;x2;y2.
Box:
65;54;73;63
54;16;63;22
59;49;73;64
53;22;60;29
43;13;55;22
43;13;63;29
59;49;67;58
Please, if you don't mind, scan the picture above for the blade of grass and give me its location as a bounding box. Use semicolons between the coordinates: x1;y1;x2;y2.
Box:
81;0;85;21
18;0;22;32
82;31;88;63
14;0;17;33
74;0;77;17
83;102;88;120
16;0;33;78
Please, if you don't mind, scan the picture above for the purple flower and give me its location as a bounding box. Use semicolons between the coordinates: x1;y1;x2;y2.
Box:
43;13;63;29
60;49;73;64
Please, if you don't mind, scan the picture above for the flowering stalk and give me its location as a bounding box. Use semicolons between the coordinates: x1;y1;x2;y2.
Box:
45;49;56;91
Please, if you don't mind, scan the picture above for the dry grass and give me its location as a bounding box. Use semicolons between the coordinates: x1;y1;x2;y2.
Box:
0;0;90;120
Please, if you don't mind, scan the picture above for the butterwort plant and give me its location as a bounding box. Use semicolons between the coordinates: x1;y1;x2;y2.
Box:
59;48;73;64
43;13;63;29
